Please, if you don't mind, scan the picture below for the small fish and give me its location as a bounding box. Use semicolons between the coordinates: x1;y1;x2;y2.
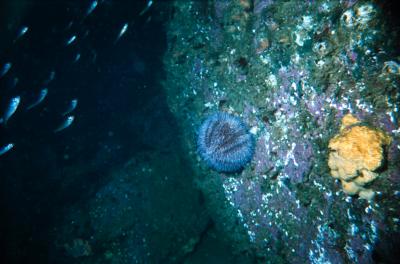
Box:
91;50;97;63
54;115;75;133
63;99;78;116
4;77;19;90
115;23;128;43
65;21;74;30
26;88;48;110
44;70;56;85
83;29;90;39
15;26;29;41
139;0;153;16
0;143;14;156
86;0;98;16
11;77;19;89
66;35;77;46
0;62;12;78
145;16;152;24
74;53;81;63
2;96;20;125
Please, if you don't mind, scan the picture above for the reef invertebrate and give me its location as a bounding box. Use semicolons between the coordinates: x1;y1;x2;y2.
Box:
328;114;392;200
197;112;254;172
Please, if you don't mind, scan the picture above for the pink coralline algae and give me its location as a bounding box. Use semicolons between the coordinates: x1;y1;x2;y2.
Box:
253;136;274;175
278;66;306;91
282;140;314;184
253;0;274;14
254;135;313;184
222;175;315;262
305;93;329;126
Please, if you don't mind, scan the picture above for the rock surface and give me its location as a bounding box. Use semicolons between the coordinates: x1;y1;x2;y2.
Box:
163;0;400;263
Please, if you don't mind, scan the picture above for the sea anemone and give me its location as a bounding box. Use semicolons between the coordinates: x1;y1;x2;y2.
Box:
197;112;255;172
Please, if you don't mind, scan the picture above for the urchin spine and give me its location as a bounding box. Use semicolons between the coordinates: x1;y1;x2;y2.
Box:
197;112;254;172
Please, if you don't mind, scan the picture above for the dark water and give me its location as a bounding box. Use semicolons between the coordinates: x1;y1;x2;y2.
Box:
0;1;185;263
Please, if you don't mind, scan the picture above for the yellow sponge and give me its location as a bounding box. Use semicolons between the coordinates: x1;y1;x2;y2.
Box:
328;114;391;200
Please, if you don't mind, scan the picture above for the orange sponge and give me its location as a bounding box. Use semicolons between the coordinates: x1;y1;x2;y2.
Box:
328;114;391;200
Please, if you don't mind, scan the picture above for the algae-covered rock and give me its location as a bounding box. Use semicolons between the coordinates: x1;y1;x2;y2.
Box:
163;0;400;262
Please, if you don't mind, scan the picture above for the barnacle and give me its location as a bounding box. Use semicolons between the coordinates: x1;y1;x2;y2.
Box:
328;114;391;200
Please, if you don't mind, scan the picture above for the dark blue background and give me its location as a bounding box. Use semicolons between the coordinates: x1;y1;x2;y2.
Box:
0;1;172;262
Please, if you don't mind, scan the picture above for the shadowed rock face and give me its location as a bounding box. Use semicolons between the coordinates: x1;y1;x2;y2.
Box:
197;112;254;173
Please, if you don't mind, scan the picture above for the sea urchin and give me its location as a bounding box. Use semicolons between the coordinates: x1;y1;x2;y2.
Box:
197;112;255;173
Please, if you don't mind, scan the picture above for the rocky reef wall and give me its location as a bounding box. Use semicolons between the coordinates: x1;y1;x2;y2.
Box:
163;0;400;262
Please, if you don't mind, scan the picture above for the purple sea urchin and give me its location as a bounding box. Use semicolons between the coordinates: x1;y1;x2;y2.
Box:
197;112;255;172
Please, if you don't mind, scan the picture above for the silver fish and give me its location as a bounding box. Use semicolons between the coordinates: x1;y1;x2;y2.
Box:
139;0;153;16
26;88;48;110
2;96;20;125
74;53;81;63
86;0;98;16
83;29;90;38
91;50;97;63
63;99;78;116
65;21;74;30
0;62;12;78
0;143;14;156
44;70;56;85
15;26;29;41
11;77;19;89
115;23;128;43
54;115;75;133
66;35;77;46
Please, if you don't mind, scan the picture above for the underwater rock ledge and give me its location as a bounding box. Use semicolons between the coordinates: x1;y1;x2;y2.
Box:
163;0;400;263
